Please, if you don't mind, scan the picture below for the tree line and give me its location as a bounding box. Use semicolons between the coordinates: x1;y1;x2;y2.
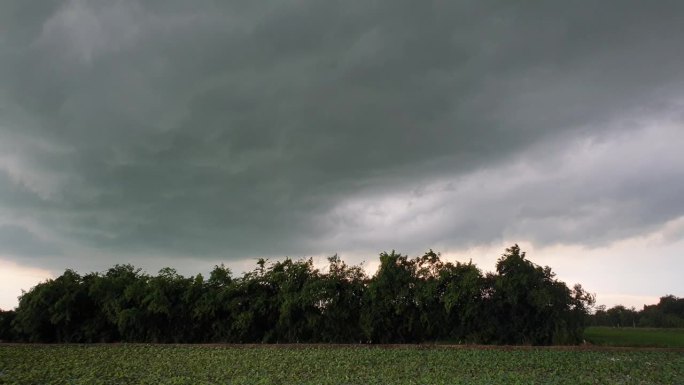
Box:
588;295;684;328
0;245;594;345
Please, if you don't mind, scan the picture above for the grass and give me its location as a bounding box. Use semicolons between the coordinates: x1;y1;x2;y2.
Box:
585;327;684;348
0;344;683;384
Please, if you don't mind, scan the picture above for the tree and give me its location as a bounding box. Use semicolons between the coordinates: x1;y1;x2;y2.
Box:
0;310;17;341
362;251;421;343
89;264;148;341
9;245;597;345
192;264;233;342
487;245;590;344
317;255;366;342
438;260;485;342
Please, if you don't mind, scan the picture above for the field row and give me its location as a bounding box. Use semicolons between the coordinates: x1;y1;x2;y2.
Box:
1;344;683;384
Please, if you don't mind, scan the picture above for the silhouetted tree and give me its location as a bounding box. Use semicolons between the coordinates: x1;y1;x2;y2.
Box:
486;245;590;344
0;310;17;341
438;260;485;342
9;245;595;345
362;251;421;343
589;295;684;328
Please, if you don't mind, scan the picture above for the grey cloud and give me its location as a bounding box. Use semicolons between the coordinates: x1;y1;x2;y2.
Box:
1;0;684;271
308;123;684;256
0;224;61;257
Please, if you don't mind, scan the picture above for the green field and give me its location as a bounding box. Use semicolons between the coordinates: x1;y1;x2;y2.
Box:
585;327;684;348
1;345;683;385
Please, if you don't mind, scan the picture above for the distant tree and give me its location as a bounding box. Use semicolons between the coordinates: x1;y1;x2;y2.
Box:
638;295;684;328
603;305;639;328
588;296;684;329
659;295;684;317
591;305;607;323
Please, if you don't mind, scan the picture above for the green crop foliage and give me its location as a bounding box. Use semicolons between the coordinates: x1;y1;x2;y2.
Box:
585;327;684;348
1;345;682;384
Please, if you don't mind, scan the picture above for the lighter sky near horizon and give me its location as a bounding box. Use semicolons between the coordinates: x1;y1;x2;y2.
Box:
1;1;683;310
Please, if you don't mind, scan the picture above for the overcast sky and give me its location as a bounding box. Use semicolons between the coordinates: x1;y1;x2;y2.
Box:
1;0;683;310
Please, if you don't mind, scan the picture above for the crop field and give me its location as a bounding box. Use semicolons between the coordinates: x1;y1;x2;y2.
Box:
1;345;683;385
585;327;684;348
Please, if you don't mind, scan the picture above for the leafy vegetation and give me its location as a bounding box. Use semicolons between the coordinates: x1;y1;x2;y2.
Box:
1;245;594;345
0;345;682;384
585;327;684;348
588;295;684;328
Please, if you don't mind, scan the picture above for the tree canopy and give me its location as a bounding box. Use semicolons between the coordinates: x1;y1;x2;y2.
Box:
1;245;595;345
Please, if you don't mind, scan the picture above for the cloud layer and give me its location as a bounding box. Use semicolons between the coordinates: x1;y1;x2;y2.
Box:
1;1;683;307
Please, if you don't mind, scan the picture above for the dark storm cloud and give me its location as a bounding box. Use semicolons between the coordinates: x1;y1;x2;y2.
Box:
0;224;60;257
1;0;684;270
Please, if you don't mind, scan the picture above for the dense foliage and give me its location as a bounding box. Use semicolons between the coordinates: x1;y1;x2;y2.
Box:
1;245;594;344
589;295;684;328
1;345;683;385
